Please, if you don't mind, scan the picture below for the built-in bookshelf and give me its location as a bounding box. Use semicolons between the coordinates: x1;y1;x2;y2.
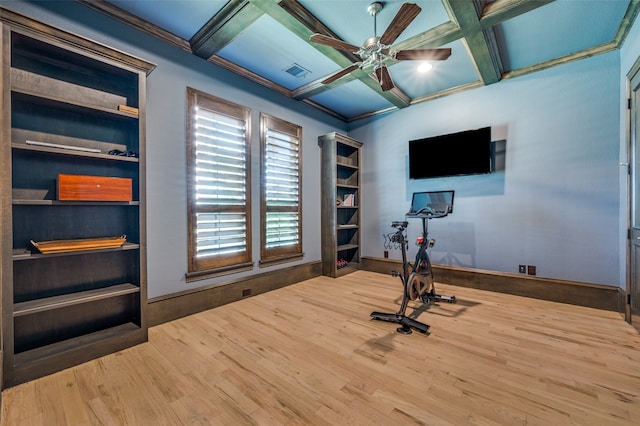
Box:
319;132;363;277
0;8;155;387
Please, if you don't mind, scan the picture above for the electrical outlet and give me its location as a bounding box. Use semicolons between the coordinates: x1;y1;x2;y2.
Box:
242;288;251;297
527;265;536;276
384;251;389;258
518;265;526;274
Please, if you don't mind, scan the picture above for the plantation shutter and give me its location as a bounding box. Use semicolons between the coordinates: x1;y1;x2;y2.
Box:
187;88;252;274
260;114;302;262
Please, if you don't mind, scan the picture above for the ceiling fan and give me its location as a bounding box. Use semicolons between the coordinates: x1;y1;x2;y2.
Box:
310;2;451;92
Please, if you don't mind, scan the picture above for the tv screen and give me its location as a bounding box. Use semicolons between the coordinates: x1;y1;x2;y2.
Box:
409;127;492;179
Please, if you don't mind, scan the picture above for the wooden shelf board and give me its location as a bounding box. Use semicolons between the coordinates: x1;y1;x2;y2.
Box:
13;322;141;367
337;225;359;230
13;242;140;261
11;88;138;119
336;264;359;277
13;199;139;205
12;142;139;163
336;160;358;169
337;244;359;252
337;183;358;189
14;283;140;317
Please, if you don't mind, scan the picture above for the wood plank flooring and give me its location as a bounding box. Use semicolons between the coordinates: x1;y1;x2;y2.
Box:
3;270;640;425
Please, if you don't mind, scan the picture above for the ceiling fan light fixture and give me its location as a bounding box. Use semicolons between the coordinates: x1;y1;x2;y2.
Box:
417;62;433;73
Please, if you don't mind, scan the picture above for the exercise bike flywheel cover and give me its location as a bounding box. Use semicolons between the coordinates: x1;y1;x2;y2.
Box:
409;274;423;300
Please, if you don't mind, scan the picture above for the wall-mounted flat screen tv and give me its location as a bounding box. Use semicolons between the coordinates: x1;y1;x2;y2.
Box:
409;127;492;179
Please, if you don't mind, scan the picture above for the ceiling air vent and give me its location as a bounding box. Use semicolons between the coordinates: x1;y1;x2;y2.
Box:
284;63;311;78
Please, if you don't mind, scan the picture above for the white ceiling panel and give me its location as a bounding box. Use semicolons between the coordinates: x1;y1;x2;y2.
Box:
389;39;478;98
310;79;393;118
107;0;227;40
217;15;341;90
497;0;629;70
297;0;450;46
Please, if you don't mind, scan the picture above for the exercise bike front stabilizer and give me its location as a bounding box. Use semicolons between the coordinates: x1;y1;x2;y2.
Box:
371;191;456;334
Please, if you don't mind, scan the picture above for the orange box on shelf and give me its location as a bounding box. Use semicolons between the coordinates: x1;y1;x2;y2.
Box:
58;174;132;201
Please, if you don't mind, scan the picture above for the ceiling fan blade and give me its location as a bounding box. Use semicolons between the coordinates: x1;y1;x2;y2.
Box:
322;63;362;84
394;48;452;61
379;3;422;46
374;65;395;92
310;33;360;53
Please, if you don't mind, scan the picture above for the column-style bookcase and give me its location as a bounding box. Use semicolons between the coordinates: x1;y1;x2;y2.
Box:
319;132;363;277
0;8;155;387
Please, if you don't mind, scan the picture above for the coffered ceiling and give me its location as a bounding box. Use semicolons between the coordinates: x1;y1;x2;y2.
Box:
77;0;639;122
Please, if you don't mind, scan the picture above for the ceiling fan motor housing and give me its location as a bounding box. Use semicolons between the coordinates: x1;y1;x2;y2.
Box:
364;36;380;49
359;36;388;67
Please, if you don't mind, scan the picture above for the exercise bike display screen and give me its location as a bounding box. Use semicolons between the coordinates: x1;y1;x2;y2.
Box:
407;190;454;216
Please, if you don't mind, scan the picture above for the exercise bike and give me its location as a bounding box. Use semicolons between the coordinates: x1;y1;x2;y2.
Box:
371;191;457;334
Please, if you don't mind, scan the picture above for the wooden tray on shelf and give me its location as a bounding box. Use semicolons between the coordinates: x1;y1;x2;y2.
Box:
30;235;127;254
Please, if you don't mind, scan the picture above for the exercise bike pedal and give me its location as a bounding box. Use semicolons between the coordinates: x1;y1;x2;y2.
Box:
420;293;457;304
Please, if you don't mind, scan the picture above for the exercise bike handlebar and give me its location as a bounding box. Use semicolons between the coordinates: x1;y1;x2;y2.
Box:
406;206;450;219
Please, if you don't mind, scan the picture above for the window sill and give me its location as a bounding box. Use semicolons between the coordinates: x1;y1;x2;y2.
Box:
185;261;253;283
259;253;304;268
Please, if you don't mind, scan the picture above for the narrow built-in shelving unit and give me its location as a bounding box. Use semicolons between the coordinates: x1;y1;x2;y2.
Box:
0;8;155;388
319;132;363;278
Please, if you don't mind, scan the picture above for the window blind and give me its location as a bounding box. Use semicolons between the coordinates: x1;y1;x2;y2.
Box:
194;107;247;259
264;128;300;250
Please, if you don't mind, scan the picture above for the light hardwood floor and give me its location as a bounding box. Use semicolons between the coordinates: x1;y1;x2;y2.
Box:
2;270;640;425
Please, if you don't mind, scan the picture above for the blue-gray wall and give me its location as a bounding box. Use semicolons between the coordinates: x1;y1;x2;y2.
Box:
349;50;624;287
3;0;639;293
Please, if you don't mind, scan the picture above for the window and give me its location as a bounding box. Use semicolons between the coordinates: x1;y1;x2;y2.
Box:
260;113;302;264
186;88;252;277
